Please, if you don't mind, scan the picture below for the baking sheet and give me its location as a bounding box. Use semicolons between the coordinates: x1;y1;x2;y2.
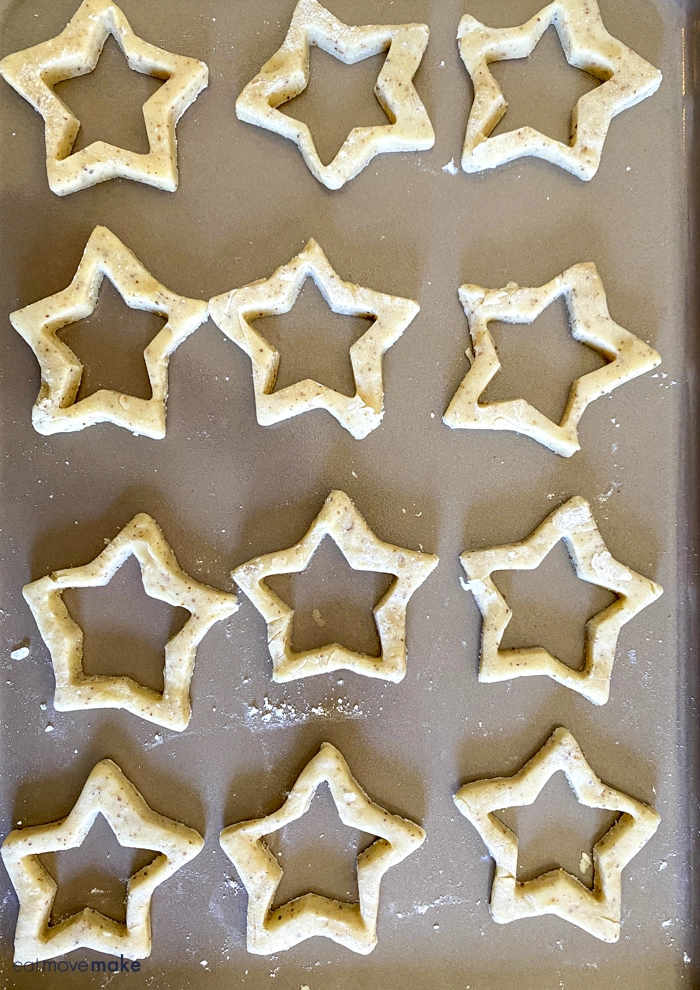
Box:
0;0;698;986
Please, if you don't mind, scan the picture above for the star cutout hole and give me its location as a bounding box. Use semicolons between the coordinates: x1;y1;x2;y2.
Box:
53;34;165;157
280;46;390;166
267;781;373;908
479;295;605;425
57;275;167;402
266;536;392;657
495;769;619;889
62;554;189;694
253;275;375;398
39;812;157;926
494;539;616;670
488;24;607;146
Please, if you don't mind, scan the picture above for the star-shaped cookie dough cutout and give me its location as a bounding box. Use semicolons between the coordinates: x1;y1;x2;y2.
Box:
458;0;662;179
23;513;239;730
443;263;661;456
454;727;660;942
10;226;208;439
460;496;662;705
232;490;438;682
0;0;208;195
220;742;425;954
1;759;204;962
235;0;434;189
209;239;420;440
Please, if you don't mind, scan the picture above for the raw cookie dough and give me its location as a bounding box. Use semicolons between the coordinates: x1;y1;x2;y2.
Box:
2;759;204;961
235;0;434;189
232;490;438;682
458;0;662;179
23;513;239;730
454;727;660;942
208;238;420;439
460;496;662;704
443;263;661;457
10;226;208;439
220;742;425;954
0;0;208;195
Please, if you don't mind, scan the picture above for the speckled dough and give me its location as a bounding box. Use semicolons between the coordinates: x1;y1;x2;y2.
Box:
458;0;662;179
220;742;425;954
0;0;208;195
460;496;663;705
443;263;661;456
1;759;204;962
232;490;438;682
10;226;208;439
22;513;239;730
454;727;660;942
235;0;434;189
208;239;420;440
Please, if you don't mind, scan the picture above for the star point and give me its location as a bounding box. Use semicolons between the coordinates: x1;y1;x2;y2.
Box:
454;727;660;942
1;759;204;962
0;0;208;195
220;741;425;954
23;512;239;730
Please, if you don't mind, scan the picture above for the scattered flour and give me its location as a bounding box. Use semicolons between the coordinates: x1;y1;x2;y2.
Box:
442;158;459;175
245;696;365;728
395;893;468;919
10;646;29;660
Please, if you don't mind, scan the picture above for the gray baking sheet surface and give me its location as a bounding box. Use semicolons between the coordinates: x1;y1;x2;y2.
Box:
0;0;698;987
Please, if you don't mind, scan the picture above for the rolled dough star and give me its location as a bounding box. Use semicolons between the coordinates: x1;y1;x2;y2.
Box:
208;239;420;440
23;513;239;730
220;742;425;954
458;0;662;179
454;727;660;942
232;490;438;682
1;759;204;962
235;0;434;189
460;496;662;704
0;0;208;195
443;263;661;456
10;225;208;439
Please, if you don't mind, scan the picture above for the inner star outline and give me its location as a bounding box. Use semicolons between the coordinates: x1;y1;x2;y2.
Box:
235;0;434;189
1;759;204;962
22;513;239;730
454;727;660;942
232;490;438;683
220;742;425;954
457;0;662;179
0;0;208;195
459;496;662;705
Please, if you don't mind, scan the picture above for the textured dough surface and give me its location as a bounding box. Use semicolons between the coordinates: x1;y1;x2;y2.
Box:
10;226;208;439
232;490;438;682
0;0;208;195
443;263;661;456
23;513;239;730
236;0;434;189
220;742;425;954
208;239;420;439
460;496;662;704
454;727;660;942
458;0;662;179
1;759;204;961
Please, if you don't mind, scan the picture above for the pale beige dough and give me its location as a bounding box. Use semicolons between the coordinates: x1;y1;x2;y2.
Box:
458;0;662;179
0;0;208;195
23;513;239;730
454;727;660;942
10;226;208;439
443;263;661;456
232;490;438;682
208;239;420;440
1;759;204;962
220;742;425;954
460;496;662;704
235;0;434;190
